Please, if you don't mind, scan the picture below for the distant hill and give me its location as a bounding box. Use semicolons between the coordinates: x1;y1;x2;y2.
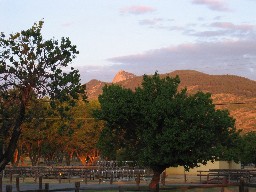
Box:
86;79;110;100
85;70;256;132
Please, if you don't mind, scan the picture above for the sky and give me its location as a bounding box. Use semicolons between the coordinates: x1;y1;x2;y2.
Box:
0;0;256;83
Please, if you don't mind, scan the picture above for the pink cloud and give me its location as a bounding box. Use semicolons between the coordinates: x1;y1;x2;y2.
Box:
211;22;255;31
186;21;256;39
192;0;229;11
120;5;156;15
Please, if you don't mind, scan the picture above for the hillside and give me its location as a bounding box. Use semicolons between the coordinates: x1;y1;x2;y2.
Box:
85;70;256;132
86;79;110;100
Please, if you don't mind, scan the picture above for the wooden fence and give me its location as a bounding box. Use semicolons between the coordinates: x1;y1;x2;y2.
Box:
1;167;256;192
0;166;149;192
197;169;256;184
2;166;149;183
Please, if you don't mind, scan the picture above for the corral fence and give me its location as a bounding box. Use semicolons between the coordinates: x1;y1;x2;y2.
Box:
1;166;256;192
197;169;256;184
1;165;150;183
0;165;150;192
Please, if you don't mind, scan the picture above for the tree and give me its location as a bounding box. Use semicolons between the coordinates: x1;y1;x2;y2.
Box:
241;131;256;167
94;73;240;190
19;99;102;166
51;100;103;166
0;21;85;171
19;98;50;166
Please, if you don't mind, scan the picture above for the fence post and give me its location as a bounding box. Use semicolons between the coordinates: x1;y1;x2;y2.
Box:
161;171;166;186
110;173;113;184
75;181;80;192
39;176;43;190
45;183;49;192
9;170;12;184
0;174;2;192
118;186;124;192
16;176;20;192
68;172;71;183
239;177;245;192
136;173;140;189
222;176;228;185
206;174;209;184
6;185;12;192
84;172;87;184
34;169;38;183
58;173;61;183
184;171;187;183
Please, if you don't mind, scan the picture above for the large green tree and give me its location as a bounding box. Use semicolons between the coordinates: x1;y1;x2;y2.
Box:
0;21;85;171
94;73;240;190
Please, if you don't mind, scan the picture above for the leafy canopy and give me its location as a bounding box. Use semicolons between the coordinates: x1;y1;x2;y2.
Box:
241;131;256;165
0;20;85;105
0;20;86;171
95;73;240;171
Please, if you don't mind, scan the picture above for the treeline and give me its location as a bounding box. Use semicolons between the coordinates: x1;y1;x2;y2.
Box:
10;99;103;166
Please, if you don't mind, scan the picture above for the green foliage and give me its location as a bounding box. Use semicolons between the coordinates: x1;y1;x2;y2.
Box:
0;20;85;104
0;21;86;170
95;72;241;171
19;99;103;166
241;131;256;165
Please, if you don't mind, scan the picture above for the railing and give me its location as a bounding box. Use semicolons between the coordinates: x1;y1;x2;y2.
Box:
2;166;149;183
1;166;150;192
197;169;256;184
2;167;256;192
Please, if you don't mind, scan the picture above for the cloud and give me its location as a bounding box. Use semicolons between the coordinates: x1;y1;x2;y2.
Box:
186;21;256;40
192;0;230;11
120;5;156;15
138;18;184;32
139;18;163;26
211;22;255;32
107;40;256;81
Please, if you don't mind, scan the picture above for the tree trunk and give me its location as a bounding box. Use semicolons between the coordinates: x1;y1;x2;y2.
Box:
65;151;74;166
0;102;25;172
149;166;166;191
76;151;87;165
11;149;19;166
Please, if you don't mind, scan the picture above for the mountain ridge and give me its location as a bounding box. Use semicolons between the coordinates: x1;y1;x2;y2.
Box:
85;70;256;132
112;70;136;83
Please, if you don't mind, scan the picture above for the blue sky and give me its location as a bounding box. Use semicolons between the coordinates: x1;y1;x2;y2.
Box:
1;0;256;83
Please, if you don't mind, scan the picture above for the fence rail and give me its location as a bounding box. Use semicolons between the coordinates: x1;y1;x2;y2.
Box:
197;169;256;184
2;166;149;183
2;167;256;192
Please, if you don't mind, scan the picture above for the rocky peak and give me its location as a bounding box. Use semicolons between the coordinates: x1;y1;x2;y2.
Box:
112;70;136;83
